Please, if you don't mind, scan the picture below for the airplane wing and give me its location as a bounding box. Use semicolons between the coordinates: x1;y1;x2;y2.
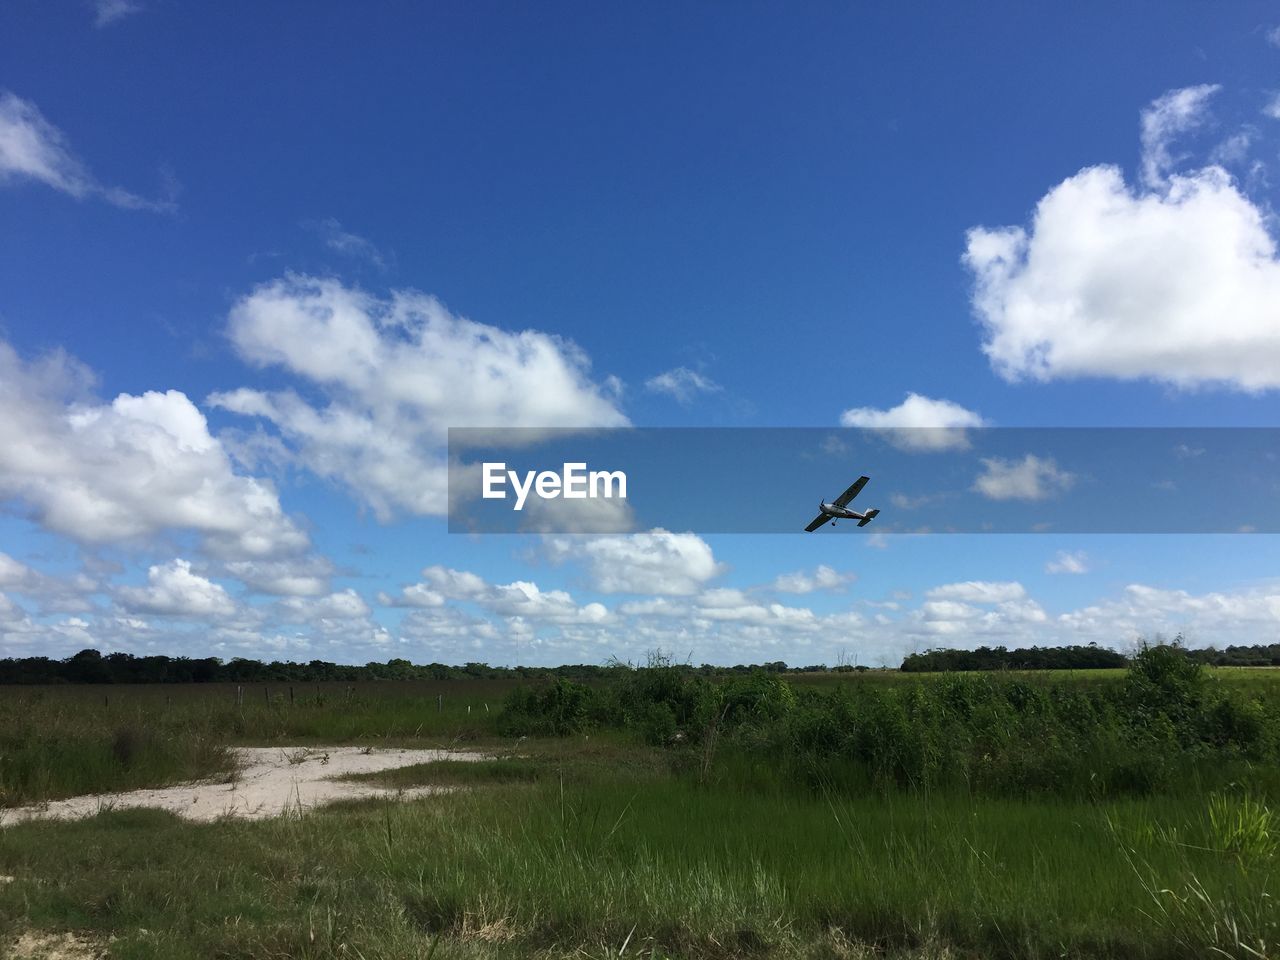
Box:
804;513;829;532
833;476;870;508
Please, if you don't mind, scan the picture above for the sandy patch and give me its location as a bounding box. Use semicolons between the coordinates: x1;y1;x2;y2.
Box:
0;746;484;826
8;931;103;959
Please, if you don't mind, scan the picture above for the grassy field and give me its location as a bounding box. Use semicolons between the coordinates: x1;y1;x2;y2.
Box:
0;654;1277;958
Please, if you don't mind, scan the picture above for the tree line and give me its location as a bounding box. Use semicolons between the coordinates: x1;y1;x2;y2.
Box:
0;641;1276;685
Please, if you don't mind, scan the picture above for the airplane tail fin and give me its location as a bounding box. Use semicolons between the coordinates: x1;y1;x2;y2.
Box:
857;509;879;528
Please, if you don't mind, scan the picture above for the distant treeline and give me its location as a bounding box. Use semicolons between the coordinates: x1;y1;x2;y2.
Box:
900;645;1128;672
2;642;1278;685
0;649;844;685
1185;643;1280;667
900;642;1280;672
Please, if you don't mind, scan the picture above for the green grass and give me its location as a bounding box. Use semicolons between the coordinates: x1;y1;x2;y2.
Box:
1;664;1278;957
0;682;506;806
0;745;1275;959
342;757;544;788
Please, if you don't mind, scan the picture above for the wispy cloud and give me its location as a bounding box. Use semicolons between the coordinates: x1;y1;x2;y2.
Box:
1139;84;1220;187
0;91;174;211
92;0;143;27
645;366;721;404
304;218;390;271
1046;550;1089;574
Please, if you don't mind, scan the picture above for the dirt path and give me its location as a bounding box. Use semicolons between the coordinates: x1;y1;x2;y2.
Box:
0;746;485;825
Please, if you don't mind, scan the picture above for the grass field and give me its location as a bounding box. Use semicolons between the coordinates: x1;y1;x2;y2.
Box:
0;654;1277;958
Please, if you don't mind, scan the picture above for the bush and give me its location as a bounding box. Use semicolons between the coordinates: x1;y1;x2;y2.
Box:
494;643;1280;800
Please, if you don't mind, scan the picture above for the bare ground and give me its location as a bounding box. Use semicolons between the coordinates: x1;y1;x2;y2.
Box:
0;745;485;825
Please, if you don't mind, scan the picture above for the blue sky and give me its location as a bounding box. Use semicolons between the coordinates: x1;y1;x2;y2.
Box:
3;2;1280;666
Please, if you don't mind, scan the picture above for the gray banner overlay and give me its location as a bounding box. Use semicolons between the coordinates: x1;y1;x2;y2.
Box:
447;428;1280;534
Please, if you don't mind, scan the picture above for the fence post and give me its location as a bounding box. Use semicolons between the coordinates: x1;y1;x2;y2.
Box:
437;694;442;713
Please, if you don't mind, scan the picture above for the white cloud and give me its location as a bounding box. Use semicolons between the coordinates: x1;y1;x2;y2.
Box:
0;91;170;210
485;581;609;624
839;393;986;451
0;553;98;612
644;367;721;404
1267;25;1280;49
517;491;636;534
0;342;308;559
1057;582;1280;646
305;218;389;271
379;583;446;609
93;0;142;26
0;555;33;590
210;275;628;518
1139;84;1220;187
1046;550;1089;575
545;529;723;595
972;454;1074;501
419;565;489;599
1264;93;1280;121
380;566;483;610
224;557;334;596
280;589;371;622
772;564;853;594
118;559;235;618
966;86;1280;392
389;566;607;625
926;581;1027;604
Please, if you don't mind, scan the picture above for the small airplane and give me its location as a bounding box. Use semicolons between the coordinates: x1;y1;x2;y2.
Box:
804;476;880;532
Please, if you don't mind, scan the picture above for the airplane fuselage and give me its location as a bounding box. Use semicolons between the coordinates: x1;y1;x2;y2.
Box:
819;501;872;521
805;475;879;531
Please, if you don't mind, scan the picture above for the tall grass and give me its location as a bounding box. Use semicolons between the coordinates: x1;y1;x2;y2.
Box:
1;762;1275;958
0;682;502;805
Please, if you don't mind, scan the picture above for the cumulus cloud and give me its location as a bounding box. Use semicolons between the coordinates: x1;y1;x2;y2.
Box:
378;566;480;610
1046;550;1089;575
118;559;236;618
485;581;609;624
545;529;723;595
1057;582;1280;646
224;557;334;596
926;581;1027;604
517;491;636;534
279;589;370;622
772;565;853;594
972;454;1074;501
965;85;1280;392
210;276;628;518
0;92;171;210
386;566;606;625
0;553;98;613
645;367;721;404
0;342;308;559
839;393;986;451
